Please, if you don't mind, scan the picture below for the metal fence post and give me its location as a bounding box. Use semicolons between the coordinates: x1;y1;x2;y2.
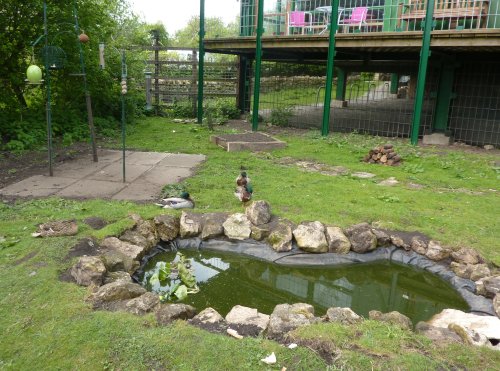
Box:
252;0;265;131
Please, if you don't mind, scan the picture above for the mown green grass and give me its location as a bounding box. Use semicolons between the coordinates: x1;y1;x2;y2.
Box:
0;116;498;369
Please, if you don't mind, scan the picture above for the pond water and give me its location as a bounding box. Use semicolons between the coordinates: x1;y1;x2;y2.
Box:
136;248;469;324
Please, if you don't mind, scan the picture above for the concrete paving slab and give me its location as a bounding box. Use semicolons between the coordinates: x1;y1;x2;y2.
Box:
56;179;127;198
126;151;169;166
1;151;205;201
157;154;206;168
0;175;78;197
135;167;194;186
112;182;162;201
87;163;152;183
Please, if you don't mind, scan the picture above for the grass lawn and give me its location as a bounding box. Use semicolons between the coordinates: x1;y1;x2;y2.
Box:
0;117;499;369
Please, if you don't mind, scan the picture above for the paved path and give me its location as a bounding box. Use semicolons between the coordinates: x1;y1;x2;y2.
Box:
0;150;205;202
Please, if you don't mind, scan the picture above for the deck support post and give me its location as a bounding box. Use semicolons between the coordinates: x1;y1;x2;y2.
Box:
251;0;264;131
410;0;435;145
237;56;251;113
321;0;340;136
432;60;456;132
197;0;205;124
390;73;399;95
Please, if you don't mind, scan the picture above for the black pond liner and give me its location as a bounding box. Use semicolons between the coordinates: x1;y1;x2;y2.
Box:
132;237;495;317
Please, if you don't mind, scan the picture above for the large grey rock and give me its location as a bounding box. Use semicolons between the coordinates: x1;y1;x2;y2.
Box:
156;303;197;325
192;307;225;325
451;247;481;265
103;271;132;285
154;214;180;242
369;310;412;330
245;200;271;226
267;221;293;252
90;281;146;306
428;309;500;341
415;322;462;344
125;292;160;315
129;215;159;248
448;322;491;347
372;229;391;247
225;305;270;335
325;226;351;254
201;220;224;240
345;223;377;253
410;236;428;255
251;224;272;241
100;237;145;261
483;276;500;298
180;211;201;238
223;213;252;240
267;303;319;340
390;235;410;251
293;221;328;253
70;256;106;286
119;230;150;249
470;264;491;281
425;240;450;261
100;250;139;274
326;307;362;325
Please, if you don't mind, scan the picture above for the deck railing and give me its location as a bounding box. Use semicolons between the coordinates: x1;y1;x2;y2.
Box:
206;0;500;38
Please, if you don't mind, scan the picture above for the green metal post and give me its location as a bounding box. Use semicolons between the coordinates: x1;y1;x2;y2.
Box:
251;0;264;131
432;62;455;132
121;50;127;183
197;0;205;124
43;0;53;176
410;0;435;145
321;0;340;136
73;0;98;162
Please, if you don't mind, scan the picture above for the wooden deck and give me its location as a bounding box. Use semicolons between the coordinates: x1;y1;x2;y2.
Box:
204;29;500;63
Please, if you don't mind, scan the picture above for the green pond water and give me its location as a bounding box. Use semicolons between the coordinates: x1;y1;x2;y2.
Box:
137;248;469;324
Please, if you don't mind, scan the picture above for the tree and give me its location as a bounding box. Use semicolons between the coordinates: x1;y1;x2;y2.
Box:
173;16;238;48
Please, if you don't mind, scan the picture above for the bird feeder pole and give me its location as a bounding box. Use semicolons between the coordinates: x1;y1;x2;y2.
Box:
43;0;54;176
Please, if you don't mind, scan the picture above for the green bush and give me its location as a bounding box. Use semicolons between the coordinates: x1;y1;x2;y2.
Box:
269;106;293;126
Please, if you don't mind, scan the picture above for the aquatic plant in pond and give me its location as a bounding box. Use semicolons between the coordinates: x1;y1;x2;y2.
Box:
147;252;199;302
136;248;469;324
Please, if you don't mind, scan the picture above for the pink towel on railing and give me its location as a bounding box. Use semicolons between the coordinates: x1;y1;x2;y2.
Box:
290;11;308;26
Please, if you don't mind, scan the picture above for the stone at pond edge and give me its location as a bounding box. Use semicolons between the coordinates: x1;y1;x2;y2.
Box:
223;213;252;240
390;235;410;251
267;221;293;252
100;237;145;261
469;264;491;282
494;294;500;318
90;281;146;307
425;240;450;261
293;221;328;253
119;229;151;249
415;322;462;344
180;211;201;238
191;307;225;325
154;214;180;241
201;220;224;240
100;250;139;275
125;292;160;315
245;200;271;226
225;305;270;335
372;229;391;247
344;223;377;253
267;303;319;340
482;276;500;298
325;226;351;254
156;303;197;326
70;256;106;286
410;235;428;255
129;215;159;248
451;247;482;265
369;310;412;330
103;271;131;285
326;307;362;325
427;308;500;341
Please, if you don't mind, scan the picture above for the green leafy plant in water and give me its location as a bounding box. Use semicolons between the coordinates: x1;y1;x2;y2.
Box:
149;252;199;303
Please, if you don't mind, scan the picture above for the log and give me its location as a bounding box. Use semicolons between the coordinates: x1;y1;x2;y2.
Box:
384;144;393;149
392;155;401;162
387;159;394;166
380;155;388;163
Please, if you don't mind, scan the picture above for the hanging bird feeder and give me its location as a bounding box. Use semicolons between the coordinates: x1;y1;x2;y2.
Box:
79;32;89;43
40;45;66;70
26;64;43;84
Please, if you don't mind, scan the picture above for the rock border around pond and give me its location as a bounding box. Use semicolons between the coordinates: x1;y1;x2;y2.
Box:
68;200;500;349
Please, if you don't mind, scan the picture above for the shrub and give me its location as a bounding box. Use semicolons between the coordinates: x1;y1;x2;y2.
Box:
269;106;293;126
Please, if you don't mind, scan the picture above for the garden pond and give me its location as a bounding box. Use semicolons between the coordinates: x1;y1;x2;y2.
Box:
135;247;469;325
